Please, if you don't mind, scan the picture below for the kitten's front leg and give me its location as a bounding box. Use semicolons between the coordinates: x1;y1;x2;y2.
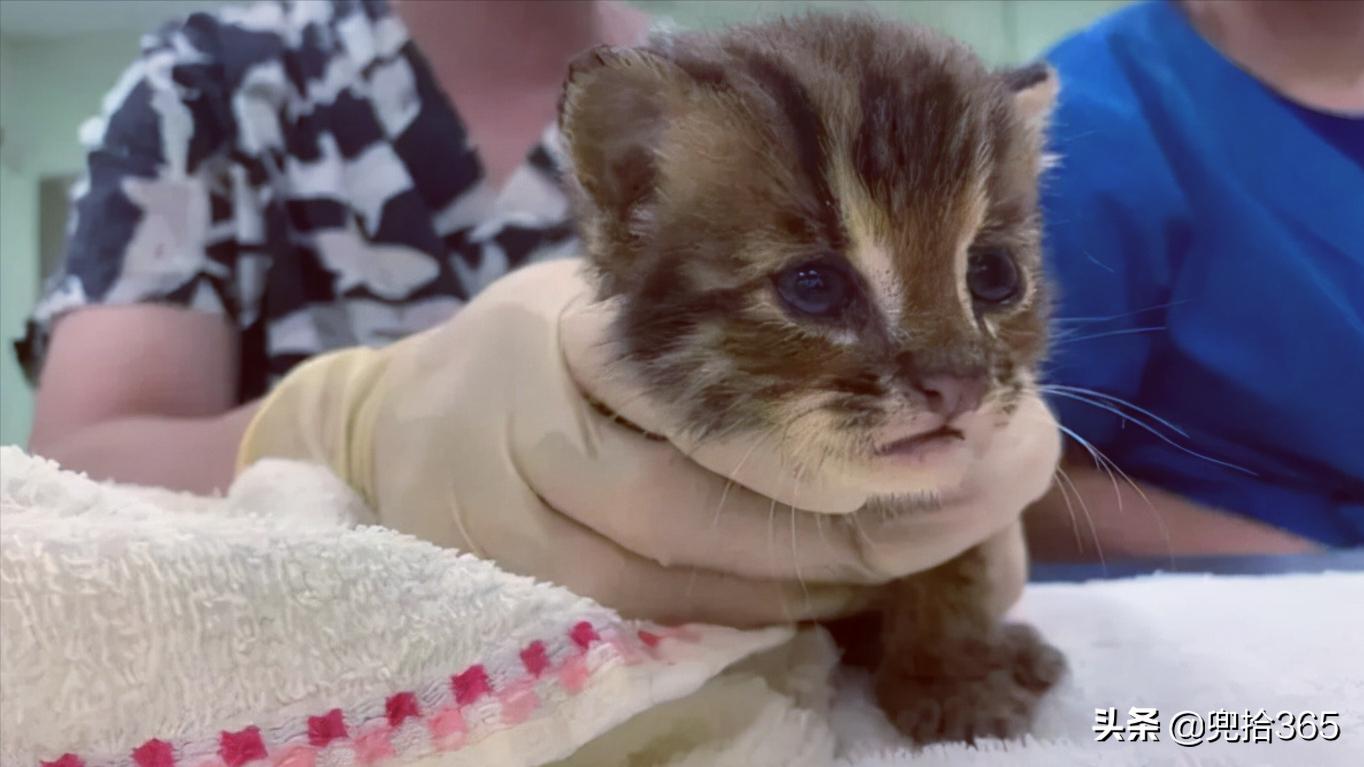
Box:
873;521;1065;744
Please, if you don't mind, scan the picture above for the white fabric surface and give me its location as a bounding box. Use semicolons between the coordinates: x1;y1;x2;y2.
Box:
1;446;1359;767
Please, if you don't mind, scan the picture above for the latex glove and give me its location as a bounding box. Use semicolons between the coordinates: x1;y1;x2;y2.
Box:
238;259;1060;626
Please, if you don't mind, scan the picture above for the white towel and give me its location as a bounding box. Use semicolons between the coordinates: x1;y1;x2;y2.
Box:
0;447;787;767
2;446;1360;767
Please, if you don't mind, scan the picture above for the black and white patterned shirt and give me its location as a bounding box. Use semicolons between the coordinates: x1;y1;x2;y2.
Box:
18;0;598;401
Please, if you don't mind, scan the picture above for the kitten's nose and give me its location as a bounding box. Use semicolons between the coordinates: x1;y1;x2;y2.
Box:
915;373;987;421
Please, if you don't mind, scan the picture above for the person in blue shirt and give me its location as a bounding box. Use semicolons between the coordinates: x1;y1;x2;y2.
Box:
1025;0;1364;560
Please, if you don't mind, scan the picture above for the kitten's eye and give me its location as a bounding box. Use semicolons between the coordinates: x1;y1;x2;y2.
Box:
967;249;1021;306
776;260;852;317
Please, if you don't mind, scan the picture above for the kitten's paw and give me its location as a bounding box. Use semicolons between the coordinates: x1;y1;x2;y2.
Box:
873;622;1065;745
1000;622;1066;692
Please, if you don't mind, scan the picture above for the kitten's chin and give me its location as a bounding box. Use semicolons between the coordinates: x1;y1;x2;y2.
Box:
836;439;977;498
815;394;1059;501
802;405;1029;499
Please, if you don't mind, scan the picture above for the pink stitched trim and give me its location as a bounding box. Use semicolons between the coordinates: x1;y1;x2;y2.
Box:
39;620;700;767
451;664;490;706
569;621;600;649
306;709;347;747
131;740;174;767
385;692;420;727
219;727;266;767
520;640;549;677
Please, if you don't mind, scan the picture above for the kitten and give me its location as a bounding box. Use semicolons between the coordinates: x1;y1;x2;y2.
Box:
556;12;1064;744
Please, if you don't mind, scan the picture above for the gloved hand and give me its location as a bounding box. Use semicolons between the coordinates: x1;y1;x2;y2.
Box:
238;259;1060;627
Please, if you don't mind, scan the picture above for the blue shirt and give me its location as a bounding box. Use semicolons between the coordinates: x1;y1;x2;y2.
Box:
1042;0;1364;545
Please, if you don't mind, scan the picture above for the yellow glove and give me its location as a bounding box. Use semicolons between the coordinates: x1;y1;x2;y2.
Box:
238;259;1059;626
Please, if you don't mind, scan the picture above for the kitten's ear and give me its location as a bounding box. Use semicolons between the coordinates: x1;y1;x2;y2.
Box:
558;45;682;220
1003;62;1059;135
1002;62;1058;171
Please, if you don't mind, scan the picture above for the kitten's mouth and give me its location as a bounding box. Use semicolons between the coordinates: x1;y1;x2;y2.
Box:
875;426;965;457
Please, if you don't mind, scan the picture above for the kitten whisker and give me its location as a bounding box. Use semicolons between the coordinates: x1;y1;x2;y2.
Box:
786;475;809;608
1053;419;1174;566
712;434;768;530
1055;465;1105;569
1050;465;1085;551
814;507;836;556
790;502;811;610
849;512;880;551
1050;299;1190;325
1038;384;1189;438
1112;464;1174;568
1048;324;1166;346
711;478;738;531
767;489;796;623
1048;418;1125;513
1021;409;1174;567
1031;384;1252;475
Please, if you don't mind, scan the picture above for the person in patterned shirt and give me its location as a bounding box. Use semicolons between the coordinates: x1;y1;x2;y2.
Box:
23;0;652;493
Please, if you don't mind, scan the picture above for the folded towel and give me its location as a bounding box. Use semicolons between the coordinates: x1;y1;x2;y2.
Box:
0;447;787;767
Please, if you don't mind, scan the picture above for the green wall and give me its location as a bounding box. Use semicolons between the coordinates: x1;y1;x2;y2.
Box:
2;30;148;446
0;1;1128;448
634;1;1128;63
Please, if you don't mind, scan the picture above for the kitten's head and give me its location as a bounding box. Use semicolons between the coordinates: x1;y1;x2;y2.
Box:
558;13;1058;497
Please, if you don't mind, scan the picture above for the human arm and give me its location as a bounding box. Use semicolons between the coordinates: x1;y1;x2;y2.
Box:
1024;458;1320;562
28;305;257;494
20;15;264;494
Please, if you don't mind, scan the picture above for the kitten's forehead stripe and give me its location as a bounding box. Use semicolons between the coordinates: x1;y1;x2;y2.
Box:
733;48;846;250
824;153;901;333
852;70;900;193
857;245;904;327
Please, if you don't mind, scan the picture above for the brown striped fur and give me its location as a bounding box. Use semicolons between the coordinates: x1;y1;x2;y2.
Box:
557;13;1065;744
559;13;1056;495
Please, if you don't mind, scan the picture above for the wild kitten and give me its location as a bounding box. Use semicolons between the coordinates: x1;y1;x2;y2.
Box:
557;12;1065;744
